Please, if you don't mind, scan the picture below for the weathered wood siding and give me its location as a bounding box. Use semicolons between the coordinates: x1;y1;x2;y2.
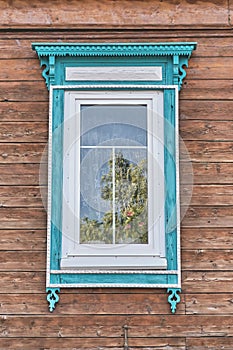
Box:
0;0;233;349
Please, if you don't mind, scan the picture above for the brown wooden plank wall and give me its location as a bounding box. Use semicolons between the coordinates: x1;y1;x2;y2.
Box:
0;0;233;349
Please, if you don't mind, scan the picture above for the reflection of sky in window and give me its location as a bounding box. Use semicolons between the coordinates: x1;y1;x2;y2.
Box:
80;105;147;146
80;148;112;221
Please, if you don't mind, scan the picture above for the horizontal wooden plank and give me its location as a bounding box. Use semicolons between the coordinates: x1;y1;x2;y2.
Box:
186;337;233;350
0;272;45;293
182;249;233;271
0;186;44;207
0;122;47;142
2;36;233;59
180;162;233;185
186;293;233;315
180;80;233;100
0;251;46;271
182;206;233;227
194;36;233;57
0;101;48;121
0;0;228;29
0;164;46;185
0;315;232;337
181;141;233;162
181;228;233;249
180;100;233;121
0;143;46;163
180;120;233;141
0;337;186;349
0;293;184;315
0;59;41;81
188;57;233;80
0;230;46;250
182;271;233;293
0;82;47;102
0;208;46;229
182;185;233;206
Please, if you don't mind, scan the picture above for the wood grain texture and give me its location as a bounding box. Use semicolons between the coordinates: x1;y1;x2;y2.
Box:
0;293;185;315
180;162;233;184
0;143;46;163
181;228;233;249
182;271;233;293
0;230;46;250
0;101;48;121
0;315;232;337
180;121;233;141
182;206;233;227
0;0;229;29
0;337;186;349
186;294;233;315
0;164;46;185
0;122;47;142
186;337;233;349
182;249;233;271
180;100;233;121
182;184;233;205
0;208;46;229
1;37;233;60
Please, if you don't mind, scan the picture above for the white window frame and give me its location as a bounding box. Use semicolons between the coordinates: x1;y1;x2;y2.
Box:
61;89;166;269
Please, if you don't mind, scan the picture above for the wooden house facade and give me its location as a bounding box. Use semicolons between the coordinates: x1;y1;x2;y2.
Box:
0;0;233;348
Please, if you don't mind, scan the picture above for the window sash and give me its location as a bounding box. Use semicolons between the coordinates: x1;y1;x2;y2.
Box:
61;91;165;269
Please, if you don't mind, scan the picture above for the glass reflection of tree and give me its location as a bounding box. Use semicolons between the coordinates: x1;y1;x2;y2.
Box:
80;152;148;244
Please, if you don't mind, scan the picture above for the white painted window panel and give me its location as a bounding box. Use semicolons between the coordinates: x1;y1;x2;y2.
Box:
66;66;162;81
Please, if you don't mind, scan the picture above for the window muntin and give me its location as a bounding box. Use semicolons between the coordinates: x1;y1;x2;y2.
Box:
61;91;166;269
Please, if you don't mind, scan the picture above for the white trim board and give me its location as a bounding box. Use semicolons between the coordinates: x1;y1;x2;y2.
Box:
66;66;163;81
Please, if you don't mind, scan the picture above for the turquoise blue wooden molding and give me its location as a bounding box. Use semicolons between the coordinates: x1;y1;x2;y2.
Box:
32;42;196;90
32;42;196;313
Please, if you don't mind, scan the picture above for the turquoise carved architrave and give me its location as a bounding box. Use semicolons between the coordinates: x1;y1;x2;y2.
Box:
32;42;196;313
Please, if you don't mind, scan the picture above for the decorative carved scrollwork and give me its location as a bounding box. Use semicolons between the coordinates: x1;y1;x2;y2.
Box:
46;287;60;312
167;288;181;313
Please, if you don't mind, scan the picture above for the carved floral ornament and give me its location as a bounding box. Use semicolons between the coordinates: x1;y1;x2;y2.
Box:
32;42;196;313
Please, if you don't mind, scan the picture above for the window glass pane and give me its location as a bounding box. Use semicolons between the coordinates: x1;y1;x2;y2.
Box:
80;148;113;244
114;149;148;244
80;147;148;245
80;104;148;245
80;105;147;146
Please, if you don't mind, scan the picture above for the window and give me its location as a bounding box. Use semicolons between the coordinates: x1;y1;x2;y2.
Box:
32;42;196;312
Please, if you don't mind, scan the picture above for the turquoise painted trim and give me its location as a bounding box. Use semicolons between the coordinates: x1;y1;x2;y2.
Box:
46;287;60;312
57;273;178;285
167;288;181;314
164;89;177;270
32;42;196;57
32;42;196;90
59;59;168;86
50;88;64;275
